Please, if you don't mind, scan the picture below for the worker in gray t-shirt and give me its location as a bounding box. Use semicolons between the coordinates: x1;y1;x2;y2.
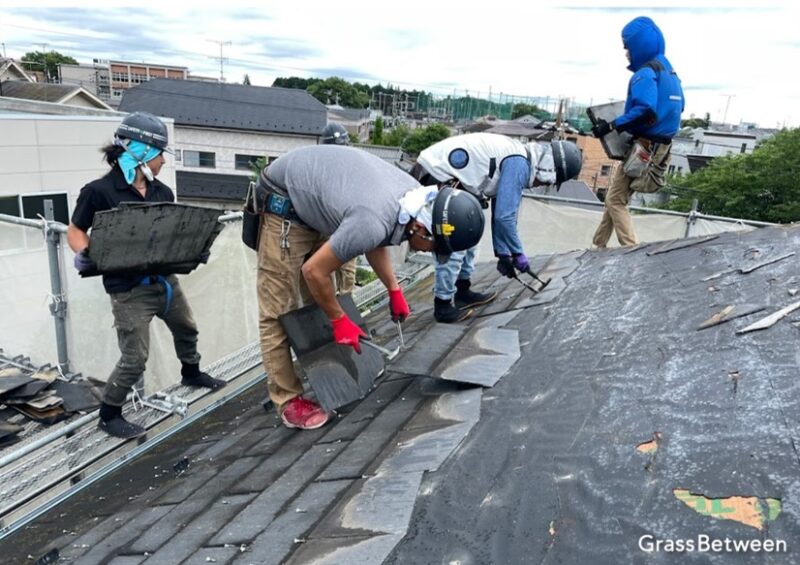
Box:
255;145;484;430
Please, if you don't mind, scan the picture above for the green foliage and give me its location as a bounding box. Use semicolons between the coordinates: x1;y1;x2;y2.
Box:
370;116;384;145
383;124;411;147
511;103;545;119
662;128;800;223
272;76;318;90
402;123;451;156
681;112;711;129
307;77;370;108
22;50;78;80
249;156;268;181
355;267;378;286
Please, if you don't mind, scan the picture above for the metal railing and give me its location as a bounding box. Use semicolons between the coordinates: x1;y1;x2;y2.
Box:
523;193;776;228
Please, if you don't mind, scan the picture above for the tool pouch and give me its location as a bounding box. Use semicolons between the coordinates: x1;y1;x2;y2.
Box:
242;181;262;251
622;140;652;179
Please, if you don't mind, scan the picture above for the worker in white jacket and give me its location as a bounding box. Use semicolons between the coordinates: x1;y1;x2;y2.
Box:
412;133;582;322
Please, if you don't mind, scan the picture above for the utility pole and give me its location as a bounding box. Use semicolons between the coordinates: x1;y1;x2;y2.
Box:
721;94;735;126
207;39;231;82
1;42;6;58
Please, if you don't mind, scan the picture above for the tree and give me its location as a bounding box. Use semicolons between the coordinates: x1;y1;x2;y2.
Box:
21;50;78;81
663;128;800;223
243;74;252;85
511;103;545;120
272;76;318;90
383;124;411;147
307;77;369;108
681;112;711;129
402;123;451;156
370;116;384;145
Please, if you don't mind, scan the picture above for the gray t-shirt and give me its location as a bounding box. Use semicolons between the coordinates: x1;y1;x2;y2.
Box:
264;145;418;261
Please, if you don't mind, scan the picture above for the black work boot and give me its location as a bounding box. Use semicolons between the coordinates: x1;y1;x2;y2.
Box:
434;297;472;324
181;363;226;390
98;403;146;439
454;279;498;310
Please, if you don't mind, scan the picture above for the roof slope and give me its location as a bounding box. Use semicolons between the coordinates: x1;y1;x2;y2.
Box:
118;78;327;135
0;80;78;103
5;225;800;564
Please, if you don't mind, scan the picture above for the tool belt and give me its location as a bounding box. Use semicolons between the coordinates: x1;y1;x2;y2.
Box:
242;171;307;251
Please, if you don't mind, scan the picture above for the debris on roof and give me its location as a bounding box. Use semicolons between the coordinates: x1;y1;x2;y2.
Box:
4;224;800;563
674;489;782;531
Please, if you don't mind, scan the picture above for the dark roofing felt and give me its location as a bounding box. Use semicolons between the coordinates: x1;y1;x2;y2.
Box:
6;225;800;564
119;78;327;135
0;80;78;103
176;171;251;202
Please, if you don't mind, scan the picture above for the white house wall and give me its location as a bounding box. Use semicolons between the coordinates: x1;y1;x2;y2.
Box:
0;114;176;214
174;126;316;176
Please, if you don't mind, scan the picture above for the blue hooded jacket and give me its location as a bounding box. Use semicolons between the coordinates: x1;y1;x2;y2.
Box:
614;17;685;141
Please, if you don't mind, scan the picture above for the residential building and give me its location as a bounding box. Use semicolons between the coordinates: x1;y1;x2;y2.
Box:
0;58;35;83
0;110;174;233
119;78;327;207
326;106;371;143
0;80;112;110
671;128;762;175
59;59;188;108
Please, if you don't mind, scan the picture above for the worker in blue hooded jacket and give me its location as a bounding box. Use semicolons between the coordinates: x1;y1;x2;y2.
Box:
591;16;684;247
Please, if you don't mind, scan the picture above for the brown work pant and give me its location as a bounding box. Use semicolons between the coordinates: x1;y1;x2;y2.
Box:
592;142;671;247
257;214;334;409
336;259;356;294
105;276;200;406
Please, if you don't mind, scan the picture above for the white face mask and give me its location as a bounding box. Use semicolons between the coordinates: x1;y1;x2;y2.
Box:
139;162;154;182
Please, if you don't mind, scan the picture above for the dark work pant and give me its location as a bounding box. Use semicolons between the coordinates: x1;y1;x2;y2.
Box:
104;275;200;406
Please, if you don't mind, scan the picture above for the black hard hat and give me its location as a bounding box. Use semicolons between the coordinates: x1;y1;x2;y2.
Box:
115;112;170;151
321;122;350;145
551;140;582;184
431;186;485;262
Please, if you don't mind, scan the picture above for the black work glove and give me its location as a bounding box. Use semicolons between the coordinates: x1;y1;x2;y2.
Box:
592;118;613;139
496;255;516;279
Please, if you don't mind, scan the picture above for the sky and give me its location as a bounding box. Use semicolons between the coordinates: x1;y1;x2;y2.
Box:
1;0;799;128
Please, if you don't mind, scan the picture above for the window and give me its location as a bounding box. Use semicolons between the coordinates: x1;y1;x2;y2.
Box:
741;143;747;154
600;165;611;176
0;193;69;224
183;150;216;168
668;165;675;174
173;149;182;162
235;154;263;171
22;193;70;224
0;196;20;217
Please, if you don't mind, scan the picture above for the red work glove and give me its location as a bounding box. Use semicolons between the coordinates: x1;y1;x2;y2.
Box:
330;314;368;354
388;288;410;323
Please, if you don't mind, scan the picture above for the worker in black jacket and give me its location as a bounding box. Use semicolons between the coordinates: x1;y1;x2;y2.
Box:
67;112;224;440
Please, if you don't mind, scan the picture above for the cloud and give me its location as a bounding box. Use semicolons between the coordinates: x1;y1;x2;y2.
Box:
559;6;777;14
305;66;381;83
247;38;322;60
682;83;727;92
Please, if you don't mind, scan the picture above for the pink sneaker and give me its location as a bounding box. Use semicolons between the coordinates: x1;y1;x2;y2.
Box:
280;397;331;430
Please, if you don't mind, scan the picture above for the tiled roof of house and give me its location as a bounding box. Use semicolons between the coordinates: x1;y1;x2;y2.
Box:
119;78;327;136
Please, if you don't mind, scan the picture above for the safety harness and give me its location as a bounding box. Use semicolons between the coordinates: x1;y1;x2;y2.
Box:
138;275;173;315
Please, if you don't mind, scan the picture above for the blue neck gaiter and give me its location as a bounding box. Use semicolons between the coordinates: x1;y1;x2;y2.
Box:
118;140;162;185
